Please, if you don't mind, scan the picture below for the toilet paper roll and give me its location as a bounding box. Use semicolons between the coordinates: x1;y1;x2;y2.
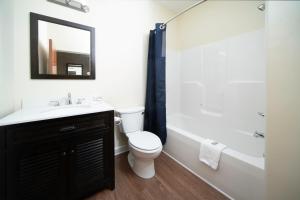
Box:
114;117;122;125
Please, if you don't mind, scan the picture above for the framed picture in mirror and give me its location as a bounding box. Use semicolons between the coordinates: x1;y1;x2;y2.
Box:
67;64;83;75
30;12;95;79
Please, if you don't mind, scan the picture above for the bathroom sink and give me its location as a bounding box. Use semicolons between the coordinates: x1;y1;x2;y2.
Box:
0;101;114;126
41;104;91;114
40;104;93;116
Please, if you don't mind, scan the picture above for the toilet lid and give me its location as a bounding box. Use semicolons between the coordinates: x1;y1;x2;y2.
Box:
129;131;162;151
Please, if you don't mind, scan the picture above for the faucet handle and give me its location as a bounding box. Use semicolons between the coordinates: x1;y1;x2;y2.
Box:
65;92;72;105
49;100;60;107
76;98;85;104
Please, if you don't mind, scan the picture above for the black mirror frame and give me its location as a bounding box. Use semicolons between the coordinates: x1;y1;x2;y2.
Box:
30;12;95;80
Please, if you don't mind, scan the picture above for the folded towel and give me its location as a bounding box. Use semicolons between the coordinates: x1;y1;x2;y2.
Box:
199;139;226;170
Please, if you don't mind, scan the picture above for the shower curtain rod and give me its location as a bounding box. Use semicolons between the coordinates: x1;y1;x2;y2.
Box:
160;0;207;29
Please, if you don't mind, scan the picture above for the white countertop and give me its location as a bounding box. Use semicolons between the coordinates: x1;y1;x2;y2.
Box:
0;101;114;126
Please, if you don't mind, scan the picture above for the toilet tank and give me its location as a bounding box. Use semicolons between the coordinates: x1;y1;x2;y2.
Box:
117;107;144;134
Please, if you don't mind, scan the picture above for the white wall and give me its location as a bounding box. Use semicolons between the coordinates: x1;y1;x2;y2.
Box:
177;0;264;49
0;0;14;118
2;0;175;148
266;1;300;199
47;22;90;53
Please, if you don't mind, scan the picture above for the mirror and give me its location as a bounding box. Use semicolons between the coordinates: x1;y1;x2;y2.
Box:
30;13;95;79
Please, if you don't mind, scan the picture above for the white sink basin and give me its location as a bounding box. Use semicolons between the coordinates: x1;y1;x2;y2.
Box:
41;104;91;114
0;101;114;126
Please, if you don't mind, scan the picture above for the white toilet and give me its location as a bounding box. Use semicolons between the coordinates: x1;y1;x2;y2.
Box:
116;107;162;179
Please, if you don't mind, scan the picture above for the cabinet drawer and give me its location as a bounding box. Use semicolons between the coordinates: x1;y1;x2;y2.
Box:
6;111;113;144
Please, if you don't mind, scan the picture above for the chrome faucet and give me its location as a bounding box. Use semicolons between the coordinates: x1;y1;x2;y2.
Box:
254;131;264;138
66;92;72;105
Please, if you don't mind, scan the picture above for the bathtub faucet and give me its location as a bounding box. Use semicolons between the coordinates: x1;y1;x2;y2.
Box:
254;131;264;138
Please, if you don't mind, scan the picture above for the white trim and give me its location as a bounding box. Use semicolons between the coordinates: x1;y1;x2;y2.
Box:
162;150;234;200
115;145;129;156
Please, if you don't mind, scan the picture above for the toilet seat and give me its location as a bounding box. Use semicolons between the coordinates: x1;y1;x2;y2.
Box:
129;131;162;151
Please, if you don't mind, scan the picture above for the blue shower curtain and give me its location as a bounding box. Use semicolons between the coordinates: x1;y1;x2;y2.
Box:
144;23;167;145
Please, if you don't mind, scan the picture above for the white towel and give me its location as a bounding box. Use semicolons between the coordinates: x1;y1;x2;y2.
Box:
199;139;226;170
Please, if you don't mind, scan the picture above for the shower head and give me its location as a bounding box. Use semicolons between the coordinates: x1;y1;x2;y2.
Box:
257;3;265;11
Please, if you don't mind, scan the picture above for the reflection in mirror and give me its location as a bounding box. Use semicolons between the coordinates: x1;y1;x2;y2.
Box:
67;64;83;75
38;21;91;76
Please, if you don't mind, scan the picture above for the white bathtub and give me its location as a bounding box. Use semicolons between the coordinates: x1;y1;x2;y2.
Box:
163;114;265;200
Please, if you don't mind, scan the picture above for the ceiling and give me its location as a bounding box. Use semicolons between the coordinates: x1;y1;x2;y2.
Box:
158;0;200;13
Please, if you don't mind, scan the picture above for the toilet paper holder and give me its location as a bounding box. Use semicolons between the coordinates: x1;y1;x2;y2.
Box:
114;117;122;125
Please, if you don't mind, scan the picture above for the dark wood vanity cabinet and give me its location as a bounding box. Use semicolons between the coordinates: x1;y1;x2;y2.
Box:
0;111;115;200
0;127;5;200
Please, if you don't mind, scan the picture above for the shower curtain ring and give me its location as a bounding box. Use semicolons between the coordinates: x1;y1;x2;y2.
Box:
159;24;166;30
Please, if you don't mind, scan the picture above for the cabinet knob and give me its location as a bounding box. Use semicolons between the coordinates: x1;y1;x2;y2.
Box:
62;152;67;156
70;150;75;154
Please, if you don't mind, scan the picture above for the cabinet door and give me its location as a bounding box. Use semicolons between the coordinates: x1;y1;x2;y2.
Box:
68;129;113;200
7;139;65;200
0;127;5;200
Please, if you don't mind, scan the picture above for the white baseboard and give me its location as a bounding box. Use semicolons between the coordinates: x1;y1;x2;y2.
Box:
115;145;129;156
162;150;234;200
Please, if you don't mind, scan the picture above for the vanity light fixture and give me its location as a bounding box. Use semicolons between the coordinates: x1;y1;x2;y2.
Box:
47;0;90;13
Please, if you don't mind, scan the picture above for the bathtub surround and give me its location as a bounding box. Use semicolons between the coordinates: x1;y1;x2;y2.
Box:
173;29;266;140
166;0;265;117
144;23;167;145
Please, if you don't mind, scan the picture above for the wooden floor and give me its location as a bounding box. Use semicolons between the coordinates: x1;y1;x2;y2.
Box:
86;152;228;200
